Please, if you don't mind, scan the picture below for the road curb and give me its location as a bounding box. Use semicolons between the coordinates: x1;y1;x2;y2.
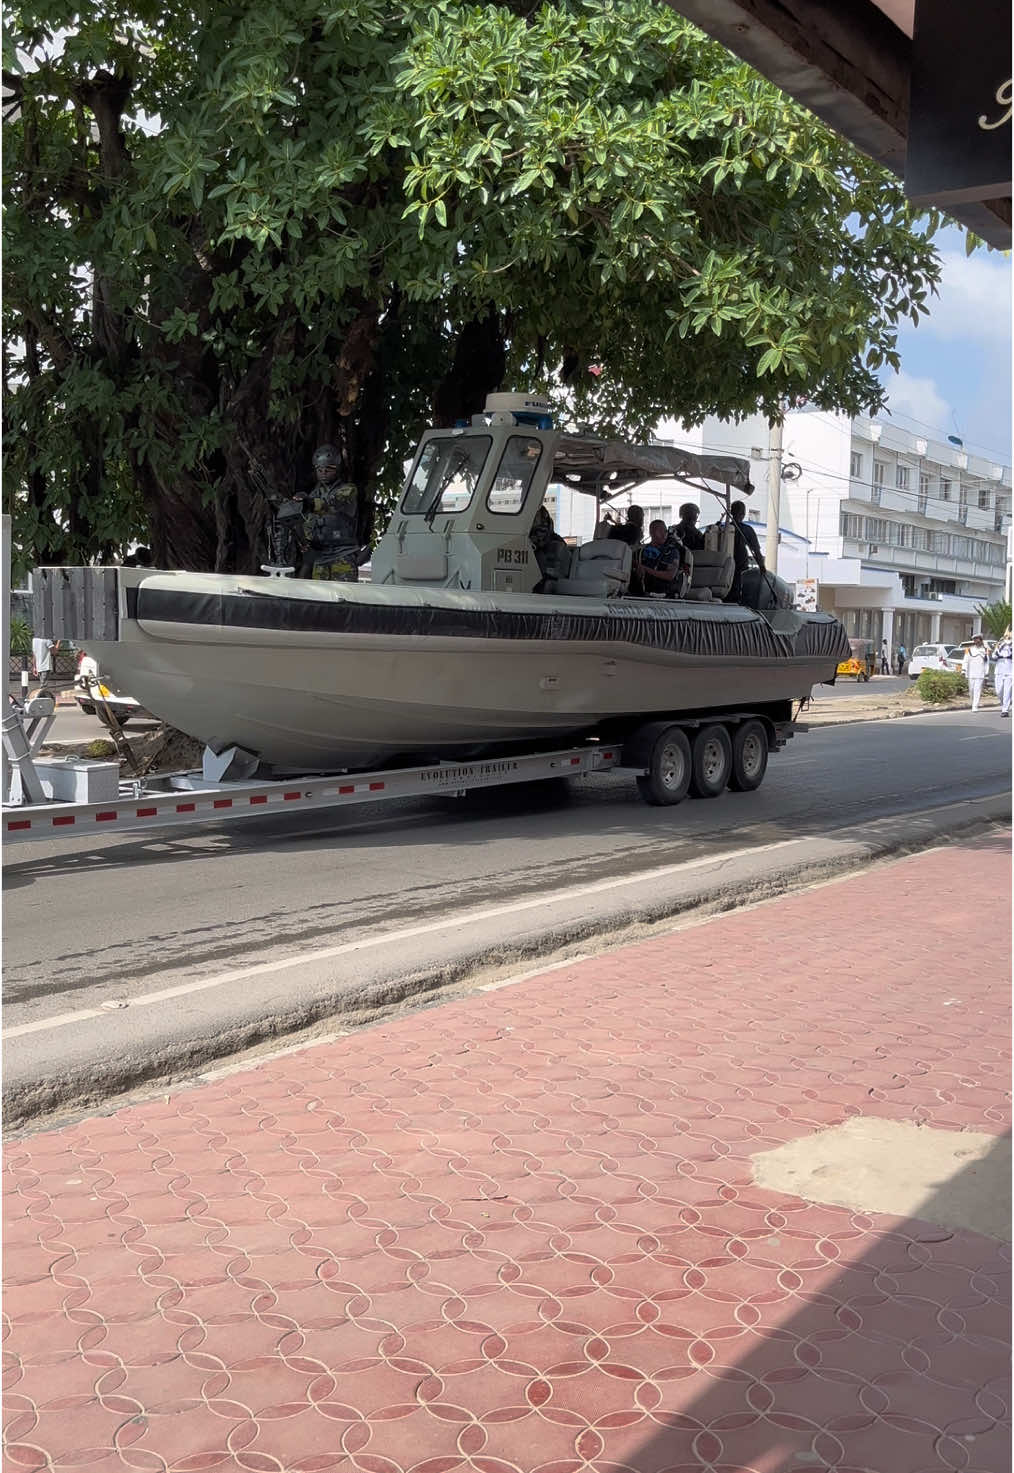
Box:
807;704;999;727
4;794;1009;1132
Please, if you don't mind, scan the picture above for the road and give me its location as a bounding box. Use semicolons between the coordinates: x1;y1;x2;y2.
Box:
4;702;1008;1036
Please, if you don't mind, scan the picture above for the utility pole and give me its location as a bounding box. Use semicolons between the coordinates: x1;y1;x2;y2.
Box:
765;411;784;573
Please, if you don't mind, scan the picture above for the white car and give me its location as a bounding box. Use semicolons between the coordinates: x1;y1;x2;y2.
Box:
75;654;155;725
907;643;953;680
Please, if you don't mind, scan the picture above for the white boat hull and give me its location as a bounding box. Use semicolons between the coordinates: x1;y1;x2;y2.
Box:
76;573;849;771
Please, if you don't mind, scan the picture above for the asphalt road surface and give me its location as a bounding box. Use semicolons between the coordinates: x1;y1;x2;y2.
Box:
5;708;1009;1039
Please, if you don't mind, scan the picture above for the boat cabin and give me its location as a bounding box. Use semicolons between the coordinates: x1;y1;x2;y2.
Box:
370;392;756;601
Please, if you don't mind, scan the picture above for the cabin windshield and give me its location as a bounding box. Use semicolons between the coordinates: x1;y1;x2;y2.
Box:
486;435;544;515
402;436;491;516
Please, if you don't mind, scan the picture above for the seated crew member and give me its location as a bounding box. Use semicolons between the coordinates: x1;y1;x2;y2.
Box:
529;505;569;591
725;499;765;603
672;502;706;552
640;519;685;597
606;504;645;547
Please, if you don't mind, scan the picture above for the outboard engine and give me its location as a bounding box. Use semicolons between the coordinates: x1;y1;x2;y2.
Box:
740;567;793;610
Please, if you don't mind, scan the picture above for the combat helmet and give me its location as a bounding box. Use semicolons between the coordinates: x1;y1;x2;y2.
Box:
312;444;341;470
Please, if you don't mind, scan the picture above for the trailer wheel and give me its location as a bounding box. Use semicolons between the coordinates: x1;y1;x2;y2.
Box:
689;723;732;798
629;724;692;806
728;719;769;792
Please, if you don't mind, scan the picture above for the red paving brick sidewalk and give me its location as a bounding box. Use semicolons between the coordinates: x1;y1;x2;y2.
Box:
4;831;1011;1473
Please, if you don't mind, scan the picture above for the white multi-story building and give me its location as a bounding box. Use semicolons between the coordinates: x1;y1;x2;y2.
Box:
551;408;1011;655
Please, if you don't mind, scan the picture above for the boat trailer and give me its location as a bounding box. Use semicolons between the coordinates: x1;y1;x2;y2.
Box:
2;733;623;844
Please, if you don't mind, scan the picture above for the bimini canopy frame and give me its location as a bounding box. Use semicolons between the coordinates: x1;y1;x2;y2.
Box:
549;436;753;502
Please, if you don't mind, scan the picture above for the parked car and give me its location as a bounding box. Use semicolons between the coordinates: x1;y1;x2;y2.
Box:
75;653;156;724
907;643;953;680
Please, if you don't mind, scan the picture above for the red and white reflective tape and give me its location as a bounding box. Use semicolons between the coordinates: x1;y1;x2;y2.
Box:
3;747;620;840
4;778;391;835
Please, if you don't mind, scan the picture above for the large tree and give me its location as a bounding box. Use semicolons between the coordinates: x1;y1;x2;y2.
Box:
3;0;943;575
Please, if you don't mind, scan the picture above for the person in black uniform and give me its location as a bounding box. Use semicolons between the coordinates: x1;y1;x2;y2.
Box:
672;503;706;552
726;500;765;603
606;504;645;547
530;505;570;591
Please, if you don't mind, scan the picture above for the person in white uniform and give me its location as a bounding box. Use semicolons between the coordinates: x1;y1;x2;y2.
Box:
31;636;54;685
993;630;1012;718
961;635;990;711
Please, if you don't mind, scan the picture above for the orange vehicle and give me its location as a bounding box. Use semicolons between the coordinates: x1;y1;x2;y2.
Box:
836;637;876;681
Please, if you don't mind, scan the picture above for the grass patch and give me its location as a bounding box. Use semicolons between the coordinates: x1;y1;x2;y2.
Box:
84;739;118;758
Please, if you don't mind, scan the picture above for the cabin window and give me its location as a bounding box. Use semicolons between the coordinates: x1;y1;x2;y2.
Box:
401;436;491;515
485;436;544;515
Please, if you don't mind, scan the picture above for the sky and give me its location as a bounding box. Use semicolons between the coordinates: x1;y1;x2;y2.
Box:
879;223;1012;466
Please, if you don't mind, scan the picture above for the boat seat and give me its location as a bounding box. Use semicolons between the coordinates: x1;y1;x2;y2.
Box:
547;539;632;598
683;539;734;601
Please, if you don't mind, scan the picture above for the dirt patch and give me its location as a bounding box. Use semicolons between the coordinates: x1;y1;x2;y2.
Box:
41;725;205;775
753;1117;1011;1240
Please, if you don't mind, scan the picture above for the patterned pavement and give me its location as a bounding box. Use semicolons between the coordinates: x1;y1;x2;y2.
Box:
4;830;1011;1472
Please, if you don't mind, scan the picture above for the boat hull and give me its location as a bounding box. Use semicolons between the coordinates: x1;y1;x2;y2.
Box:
76;573;850;771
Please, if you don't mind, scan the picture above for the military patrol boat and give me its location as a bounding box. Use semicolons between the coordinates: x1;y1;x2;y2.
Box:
36;393;850;773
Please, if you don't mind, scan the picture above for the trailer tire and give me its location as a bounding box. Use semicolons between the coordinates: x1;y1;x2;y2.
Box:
728;719;769;792
689;723;732;798
630;724;692;806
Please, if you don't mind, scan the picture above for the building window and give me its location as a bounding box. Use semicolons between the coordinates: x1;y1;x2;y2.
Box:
918;473;930;516
931;532;949;552
840;511;863;539
850;451;863;478
940;478;952;501
873;461;886;485
911;527;929;550
978;488;992;510
896;465;910;490
865;517;888;541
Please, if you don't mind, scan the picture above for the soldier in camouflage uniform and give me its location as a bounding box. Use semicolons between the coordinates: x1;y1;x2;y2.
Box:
299;444;363;582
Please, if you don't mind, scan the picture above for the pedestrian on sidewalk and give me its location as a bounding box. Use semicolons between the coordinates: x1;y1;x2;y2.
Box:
962;635;989;711
880;639;890;675
31;635;55;685
896;643;907;675
993;630;1012;718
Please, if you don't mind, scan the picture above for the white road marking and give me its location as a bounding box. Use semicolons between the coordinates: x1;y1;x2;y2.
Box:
3;836;798;1040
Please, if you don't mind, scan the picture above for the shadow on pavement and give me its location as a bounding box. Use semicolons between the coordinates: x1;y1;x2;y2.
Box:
602;1135;1011;1471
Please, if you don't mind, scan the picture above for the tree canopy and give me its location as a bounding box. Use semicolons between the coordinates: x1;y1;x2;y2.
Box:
3;0;944;575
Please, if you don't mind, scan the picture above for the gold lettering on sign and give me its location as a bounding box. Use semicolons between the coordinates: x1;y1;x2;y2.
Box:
978;78;1012;130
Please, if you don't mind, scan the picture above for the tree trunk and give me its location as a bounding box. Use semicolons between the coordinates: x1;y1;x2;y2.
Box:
432;310;509;427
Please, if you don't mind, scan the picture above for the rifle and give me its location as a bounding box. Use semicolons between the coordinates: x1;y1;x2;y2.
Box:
239;439;303;571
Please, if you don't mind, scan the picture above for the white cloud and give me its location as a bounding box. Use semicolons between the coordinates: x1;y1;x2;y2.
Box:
883;370;952;431
917;248;1012;347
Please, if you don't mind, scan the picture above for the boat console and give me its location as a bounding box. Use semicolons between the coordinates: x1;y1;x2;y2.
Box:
370;391;755;603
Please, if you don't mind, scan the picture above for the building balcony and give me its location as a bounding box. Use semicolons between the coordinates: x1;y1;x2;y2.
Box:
840;537;1006;585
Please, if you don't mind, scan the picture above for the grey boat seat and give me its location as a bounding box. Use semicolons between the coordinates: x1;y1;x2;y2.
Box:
547;539;632;598
683;523;735;601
